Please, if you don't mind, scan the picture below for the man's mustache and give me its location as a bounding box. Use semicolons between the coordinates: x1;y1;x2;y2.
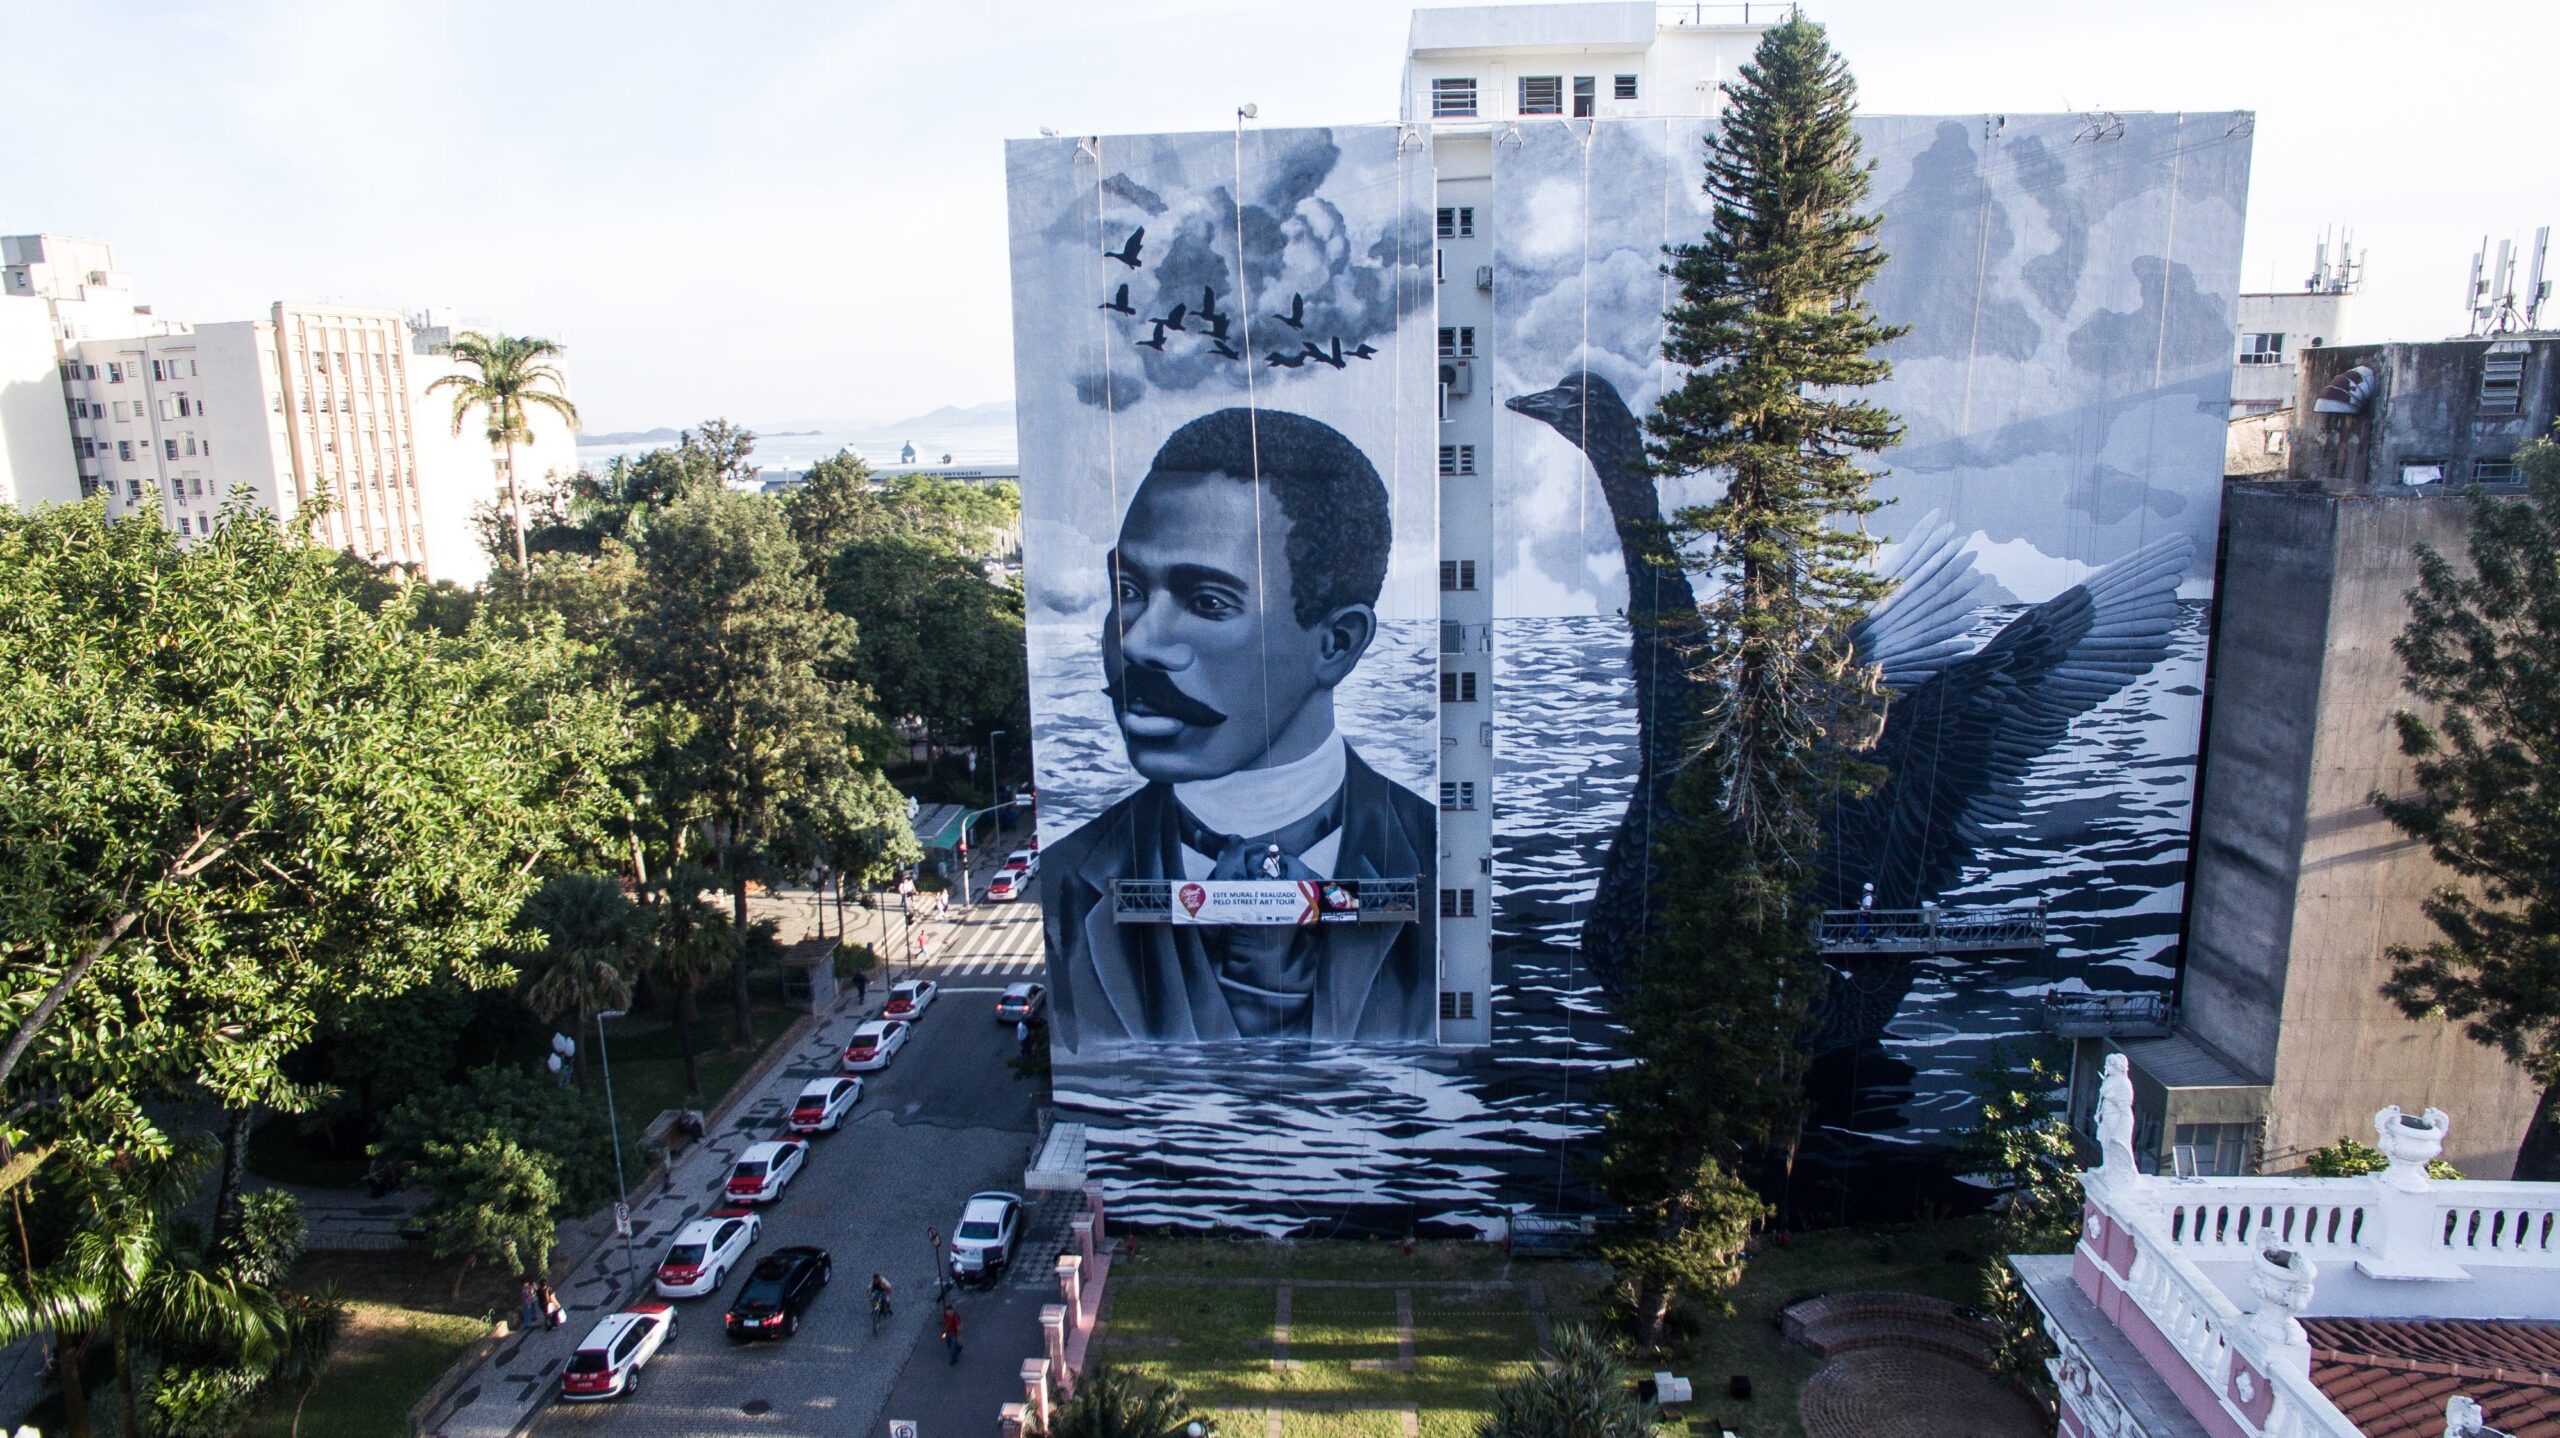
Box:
1106;666;1228;728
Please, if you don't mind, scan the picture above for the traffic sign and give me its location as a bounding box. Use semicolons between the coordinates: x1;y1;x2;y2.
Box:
613;1202;631;1237
890;1422;918;1438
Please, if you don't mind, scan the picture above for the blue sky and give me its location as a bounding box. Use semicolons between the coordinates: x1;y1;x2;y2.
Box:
6;1;2547;431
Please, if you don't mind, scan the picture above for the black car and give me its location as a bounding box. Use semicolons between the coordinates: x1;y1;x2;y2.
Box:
724;1245;831;1339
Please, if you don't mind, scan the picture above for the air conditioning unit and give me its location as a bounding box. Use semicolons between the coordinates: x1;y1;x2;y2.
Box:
1441;357;1474;395
1474;264;1494;290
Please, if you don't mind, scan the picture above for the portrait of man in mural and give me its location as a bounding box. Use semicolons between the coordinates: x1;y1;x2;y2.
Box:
1042;406;1436;1049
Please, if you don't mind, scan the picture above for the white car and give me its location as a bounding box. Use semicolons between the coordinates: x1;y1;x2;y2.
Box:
1002;848;1039;879
883;979;938;1021
558;1304;674;1401
984;869;1028;901
949;1190;1024;1284
723;1139;808;1206
787;1076;863;1135
841;1019;911;1072
654;1210;761;1298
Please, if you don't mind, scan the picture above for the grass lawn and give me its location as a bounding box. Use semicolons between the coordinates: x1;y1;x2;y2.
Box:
595;979;803;1155
1091;1223;1996;1438
1657;1216;1998;1438
1094;1245;1592;1438
238;1248;519;1438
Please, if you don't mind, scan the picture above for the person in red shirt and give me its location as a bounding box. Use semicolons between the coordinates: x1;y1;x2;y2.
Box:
941;1305;963;1365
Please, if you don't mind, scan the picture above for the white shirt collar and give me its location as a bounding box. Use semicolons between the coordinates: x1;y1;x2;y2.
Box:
1172;730;1347;839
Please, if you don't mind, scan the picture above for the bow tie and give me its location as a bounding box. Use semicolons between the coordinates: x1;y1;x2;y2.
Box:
1175;787;1346;881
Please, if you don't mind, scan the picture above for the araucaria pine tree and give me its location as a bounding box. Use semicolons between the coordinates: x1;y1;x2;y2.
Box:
1648;14;1906;907
1596;17;1901;1344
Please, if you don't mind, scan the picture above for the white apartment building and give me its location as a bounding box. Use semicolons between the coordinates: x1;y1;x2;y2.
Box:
4;234;574;587
1404;3;1772;1042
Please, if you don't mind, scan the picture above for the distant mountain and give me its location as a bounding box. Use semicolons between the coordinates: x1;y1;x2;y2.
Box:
579;425;822;445
578;426;683;446
879;400;1014;431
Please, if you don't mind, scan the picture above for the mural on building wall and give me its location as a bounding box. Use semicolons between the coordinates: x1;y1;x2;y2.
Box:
1005;127;1441;1068
1004;112;2251;1232
1487;112;2250;1189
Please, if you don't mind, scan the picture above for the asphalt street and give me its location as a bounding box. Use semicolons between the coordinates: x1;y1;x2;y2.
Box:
529;890;1050;1438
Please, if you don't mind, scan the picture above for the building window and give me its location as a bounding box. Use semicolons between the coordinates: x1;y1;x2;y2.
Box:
1573;76;1596;117
1435;206;1474;239
1437;326;1475;358
1439;780;1477;810
2399;460;2446;487
1439;887;1478;918
106;362;122;383
1519;75;1563;115
1438;991;1477;1021
177;516;192;537
163;439;178;461
2171;1123;2254;1178
2480;349;2526;417
1438;444;1476;476
1440;622;1466;654
2475;457;2519;483
117;440;133;462
2236;332;2284;366
2263;429;2288;455
1614;73;1639;100
1439;559;1477;591
1430;77;1478;118
1440;670;1479;703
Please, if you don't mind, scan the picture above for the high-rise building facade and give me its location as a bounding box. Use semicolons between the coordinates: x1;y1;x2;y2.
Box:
2;234;573;586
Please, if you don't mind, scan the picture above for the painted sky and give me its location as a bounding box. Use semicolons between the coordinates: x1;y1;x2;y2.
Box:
4;1;2547;430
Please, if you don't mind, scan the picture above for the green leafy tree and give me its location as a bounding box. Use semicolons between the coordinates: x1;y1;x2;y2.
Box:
517;874;638;1091
1479;1324;1659;1438
0;501;603;1233
2371;423;2560;1179
622;488;900;1042
1039;1364;1207;1438
1647;14;1904;902
415;1136;562;1299
824;534;1029;753
372;1064;617;1217
2302;1136;2463;1181
427;333;580;574
1595;1155;1767;1348
1959;1051;2081;1395
685;418;759;490
782;451;887;563
640;863;739;1099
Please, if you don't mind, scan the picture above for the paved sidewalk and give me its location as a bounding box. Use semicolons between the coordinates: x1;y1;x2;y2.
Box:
423;990;883;1438
875;1283;1049;1438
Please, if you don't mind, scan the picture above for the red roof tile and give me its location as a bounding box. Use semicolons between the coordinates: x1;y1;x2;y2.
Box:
2302;1318;2560;1438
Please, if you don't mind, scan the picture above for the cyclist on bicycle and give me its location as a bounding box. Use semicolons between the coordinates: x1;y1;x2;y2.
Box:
869;1272;895;1316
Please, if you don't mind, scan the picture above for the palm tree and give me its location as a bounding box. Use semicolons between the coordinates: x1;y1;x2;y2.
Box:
1;1136;283;1438
1040;1365;1206;1438
427;333;580;574
519;874;636;1092
643;862;739;1098
1478;1325;1658;1438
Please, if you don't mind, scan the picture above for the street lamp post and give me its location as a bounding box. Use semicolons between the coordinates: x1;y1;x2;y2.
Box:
989;730;1008;824
594;1009;638;1290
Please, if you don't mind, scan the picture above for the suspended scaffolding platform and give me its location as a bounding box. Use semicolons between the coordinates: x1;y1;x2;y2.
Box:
1815;903;2046;955
2040;989;2174;1039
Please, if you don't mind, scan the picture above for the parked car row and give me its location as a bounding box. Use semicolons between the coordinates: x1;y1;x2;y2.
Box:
984;847;1039;901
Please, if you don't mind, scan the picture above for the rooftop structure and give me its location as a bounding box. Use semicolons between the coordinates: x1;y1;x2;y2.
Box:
2017;1080;2560;1438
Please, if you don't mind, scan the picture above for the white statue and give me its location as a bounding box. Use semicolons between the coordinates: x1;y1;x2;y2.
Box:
2445;1394;2484;1438
2246;1247;2317;1358
2097;1053;2138;1179
2374;1105;2451;1193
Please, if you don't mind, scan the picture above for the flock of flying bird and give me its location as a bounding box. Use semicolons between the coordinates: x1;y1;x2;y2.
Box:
1100;227;1379;370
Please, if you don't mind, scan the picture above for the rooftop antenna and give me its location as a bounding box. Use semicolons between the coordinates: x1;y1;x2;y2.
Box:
2526;226;2551;330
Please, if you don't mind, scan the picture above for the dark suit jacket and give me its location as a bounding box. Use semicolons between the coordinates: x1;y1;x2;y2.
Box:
1043;746;1437;1050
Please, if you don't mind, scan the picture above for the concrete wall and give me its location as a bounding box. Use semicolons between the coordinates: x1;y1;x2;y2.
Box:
2292;338;2560;492
2230;290;2351;414
2188;489;2545;1175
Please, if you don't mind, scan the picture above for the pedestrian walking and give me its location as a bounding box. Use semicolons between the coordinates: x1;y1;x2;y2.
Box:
1015;1018;1031;1052
1857;882;1875;940
941;1304;963;1365
539;1281;566;1330
853;966;870;1005
518;1280;541;1334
